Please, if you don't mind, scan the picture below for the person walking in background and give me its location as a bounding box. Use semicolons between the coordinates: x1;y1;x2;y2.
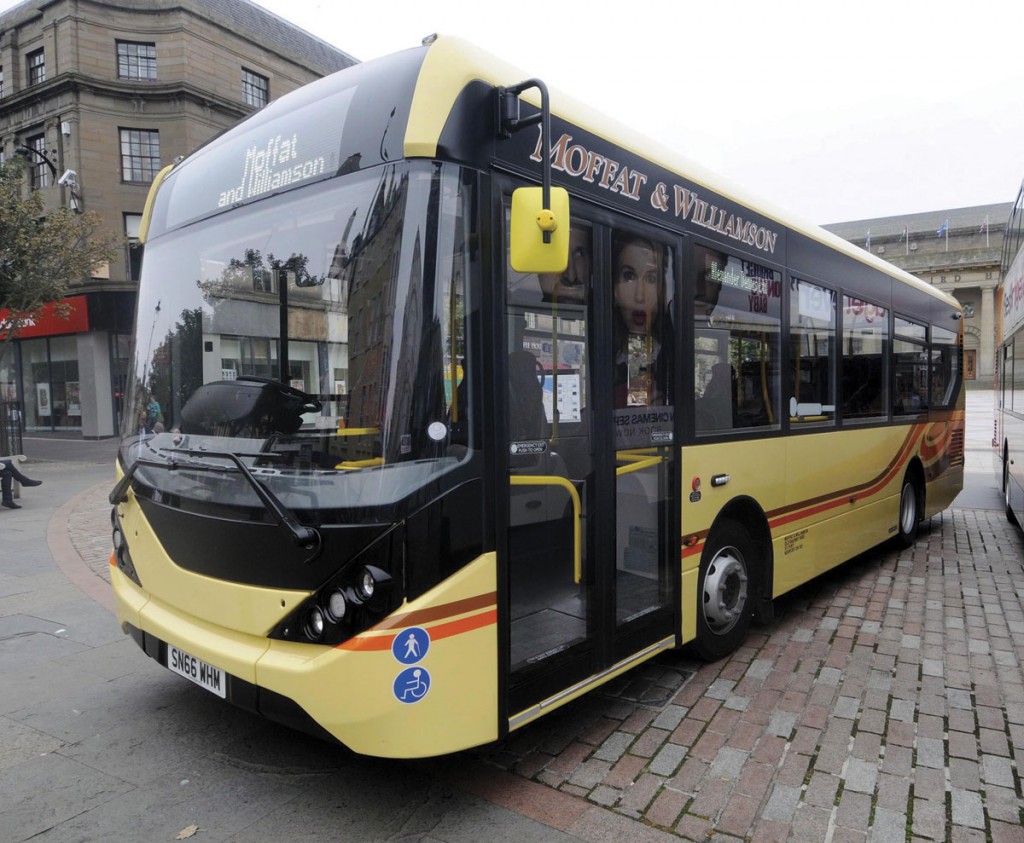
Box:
1;458;42;510
143;392;162;434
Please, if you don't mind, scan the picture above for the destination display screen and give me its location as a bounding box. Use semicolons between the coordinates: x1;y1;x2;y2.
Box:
160;85;356;231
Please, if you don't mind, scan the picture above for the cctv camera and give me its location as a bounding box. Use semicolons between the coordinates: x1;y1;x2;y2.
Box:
57;169;77;187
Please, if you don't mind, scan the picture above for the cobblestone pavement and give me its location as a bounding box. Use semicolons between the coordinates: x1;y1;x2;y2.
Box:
60;393;1024;841
459;506;1024;842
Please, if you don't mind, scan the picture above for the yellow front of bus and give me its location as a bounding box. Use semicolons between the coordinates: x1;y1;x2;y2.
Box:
109;43;501;758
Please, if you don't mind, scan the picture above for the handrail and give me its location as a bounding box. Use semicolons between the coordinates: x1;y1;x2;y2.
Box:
335;457;384;470
510;474;582;583
616;456;662;477
615;448;663;477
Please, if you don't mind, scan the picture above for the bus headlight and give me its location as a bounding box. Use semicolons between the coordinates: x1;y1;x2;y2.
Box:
357;568;376;601
269;528;401;645
325;589;347;622
110;506;142;587
304;606;325;640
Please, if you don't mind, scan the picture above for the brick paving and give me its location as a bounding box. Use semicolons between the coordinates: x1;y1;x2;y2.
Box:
460;505;1024;840
67;394;1024;841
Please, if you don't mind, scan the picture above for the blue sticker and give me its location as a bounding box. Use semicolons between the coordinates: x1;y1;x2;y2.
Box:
393;667;430;704
392;627;430;665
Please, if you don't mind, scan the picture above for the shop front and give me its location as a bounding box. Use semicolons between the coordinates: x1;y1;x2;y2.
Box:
0;292;135;438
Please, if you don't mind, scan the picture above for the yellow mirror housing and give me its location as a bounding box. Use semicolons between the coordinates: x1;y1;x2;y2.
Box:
510;186;570;273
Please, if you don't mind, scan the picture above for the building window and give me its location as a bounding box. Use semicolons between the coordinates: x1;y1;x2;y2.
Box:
242;68;269;108
117;41;157;81
26;133;51;188
119;129;161;182
27;49;45;86
0;65;5;98
125;214;143;281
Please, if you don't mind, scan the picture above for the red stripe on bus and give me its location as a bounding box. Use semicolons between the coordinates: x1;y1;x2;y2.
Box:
681;424;929;558
766;426;923;523
373;591;497;630
336;607;496;651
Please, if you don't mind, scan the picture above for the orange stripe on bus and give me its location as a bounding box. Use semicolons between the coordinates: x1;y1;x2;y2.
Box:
373;591;497;630
681;424;932;558
336;607;496;651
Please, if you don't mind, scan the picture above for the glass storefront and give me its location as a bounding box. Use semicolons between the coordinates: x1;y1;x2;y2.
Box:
1;292;136;438
20;335;81;431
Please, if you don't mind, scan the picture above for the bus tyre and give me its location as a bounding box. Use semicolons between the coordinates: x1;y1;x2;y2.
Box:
694;518;755;662
896;475;920;548
1005;453;1017;524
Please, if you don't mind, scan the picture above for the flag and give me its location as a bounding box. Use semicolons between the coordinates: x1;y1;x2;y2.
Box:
865;229;871;250
899;225;908;242
936;219;949;237
980;216;988;234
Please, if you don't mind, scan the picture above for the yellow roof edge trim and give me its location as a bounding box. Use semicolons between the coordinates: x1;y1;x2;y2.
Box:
138;163;175;244
407;37;958;311
405;35;526;159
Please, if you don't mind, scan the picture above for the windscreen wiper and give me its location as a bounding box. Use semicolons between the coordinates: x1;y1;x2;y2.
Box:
109;449;322;561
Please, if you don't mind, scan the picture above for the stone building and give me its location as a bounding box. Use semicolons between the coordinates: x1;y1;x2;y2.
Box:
0;0;355;437
824;203;1012;388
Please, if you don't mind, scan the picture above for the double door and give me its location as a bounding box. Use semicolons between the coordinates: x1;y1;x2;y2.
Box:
503;215;679;714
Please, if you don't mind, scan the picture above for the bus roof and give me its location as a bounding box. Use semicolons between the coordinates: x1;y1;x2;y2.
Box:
407;35;958;312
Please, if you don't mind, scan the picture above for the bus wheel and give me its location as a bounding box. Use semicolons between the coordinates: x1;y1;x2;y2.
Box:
896;475;920;548
694;518;754;661
1005;452;1017;524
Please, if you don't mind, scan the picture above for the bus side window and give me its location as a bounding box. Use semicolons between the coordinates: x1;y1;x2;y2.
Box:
893;316;928;416
841;297;888;420
693;244;781;431
930;324;959;407
790;278;837;424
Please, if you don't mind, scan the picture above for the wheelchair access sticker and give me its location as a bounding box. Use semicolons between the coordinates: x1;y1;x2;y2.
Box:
393;666;431;704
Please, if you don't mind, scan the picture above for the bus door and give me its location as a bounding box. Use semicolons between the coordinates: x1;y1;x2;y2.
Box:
504;217;677;715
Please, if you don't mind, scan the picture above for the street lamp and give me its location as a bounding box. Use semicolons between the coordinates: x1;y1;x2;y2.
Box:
14;144;58;181
14;144;82;212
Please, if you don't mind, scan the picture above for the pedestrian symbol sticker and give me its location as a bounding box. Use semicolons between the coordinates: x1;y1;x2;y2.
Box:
392;627;430;665
393;667;430;703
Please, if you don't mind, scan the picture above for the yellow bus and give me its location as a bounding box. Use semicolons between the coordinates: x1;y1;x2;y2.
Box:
109;35;965;758
997;180;1024;523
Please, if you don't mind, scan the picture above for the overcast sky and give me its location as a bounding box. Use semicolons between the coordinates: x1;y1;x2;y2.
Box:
4;0;1022;225
244;0;1024;226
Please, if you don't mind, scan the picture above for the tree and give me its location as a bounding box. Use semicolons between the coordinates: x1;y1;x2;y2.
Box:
0;157;121;339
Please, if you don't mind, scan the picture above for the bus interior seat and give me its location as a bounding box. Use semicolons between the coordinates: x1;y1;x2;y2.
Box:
508;350;550;445
698;362;736;430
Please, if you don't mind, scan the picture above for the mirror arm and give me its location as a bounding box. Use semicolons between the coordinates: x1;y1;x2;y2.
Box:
498;79;553;243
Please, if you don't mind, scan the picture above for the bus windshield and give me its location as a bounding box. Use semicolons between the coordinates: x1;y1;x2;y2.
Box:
120;160;473;511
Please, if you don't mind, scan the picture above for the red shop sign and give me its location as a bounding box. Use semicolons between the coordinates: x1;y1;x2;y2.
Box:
0;296;90;339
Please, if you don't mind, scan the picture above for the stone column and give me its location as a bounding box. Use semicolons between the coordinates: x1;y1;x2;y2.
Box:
980;285;995;386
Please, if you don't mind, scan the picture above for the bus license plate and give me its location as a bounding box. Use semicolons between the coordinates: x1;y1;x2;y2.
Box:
167;645;227;699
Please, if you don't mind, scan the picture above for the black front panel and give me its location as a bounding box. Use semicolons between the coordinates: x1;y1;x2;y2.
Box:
138;496;389;590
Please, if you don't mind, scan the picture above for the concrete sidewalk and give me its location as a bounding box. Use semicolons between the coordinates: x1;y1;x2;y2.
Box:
3;393;1024;842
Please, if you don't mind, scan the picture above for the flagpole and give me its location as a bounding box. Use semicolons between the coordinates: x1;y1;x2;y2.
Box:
945;220;949;253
